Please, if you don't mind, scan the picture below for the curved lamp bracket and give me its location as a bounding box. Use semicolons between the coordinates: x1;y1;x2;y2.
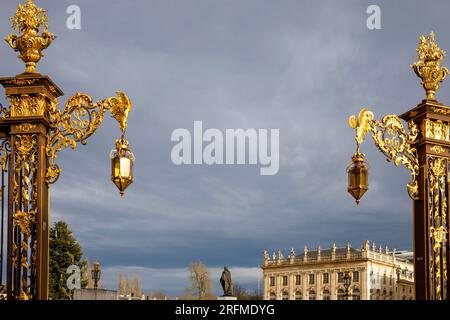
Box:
46;91;132;184
349;108;419;200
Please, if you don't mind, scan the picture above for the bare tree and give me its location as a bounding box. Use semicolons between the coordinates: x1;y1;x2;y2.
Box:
188;261;213;300
125;277;131;296
118;273;125;296
133;275;142;297
233;283;249;300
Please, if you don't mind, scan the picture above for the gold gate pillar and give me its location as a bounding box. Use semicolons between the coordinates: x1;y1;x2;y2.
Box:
0;74;63;300
400;99;450;300
0;0;134;300
348;32;449;300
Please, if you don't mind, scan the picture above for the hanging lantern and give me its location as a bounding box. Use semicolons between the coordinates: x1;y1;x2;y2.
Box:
91;260;101;289
347;152;369;205
110;138;135;197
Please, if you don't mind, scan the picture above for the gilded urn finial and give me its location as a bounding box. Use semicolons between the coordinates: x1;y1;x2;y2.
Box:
412;32;449;101
4;0;55;74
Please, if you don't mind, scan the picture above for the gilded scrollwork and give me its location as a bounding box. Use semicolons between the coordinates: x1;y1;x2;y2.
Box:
11;134;38;300
349;109;419;200
0;102;10;120
46;91;132;184
431;106;450;116
431;145;446;154
423;119;450;142
428;156;448;300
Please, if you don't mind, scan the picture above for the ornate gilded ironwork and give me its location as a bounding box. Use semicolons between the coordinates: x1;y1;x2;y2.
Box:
0;102;9;119
428;157;448;300
412;32;449;101
9;93;47;117
349;108;419;200
0;0;135;300
431;145;446;154
5;0;54;74
0;139;10;297
10;134;38;300
46;91;132;184
424;119;450;142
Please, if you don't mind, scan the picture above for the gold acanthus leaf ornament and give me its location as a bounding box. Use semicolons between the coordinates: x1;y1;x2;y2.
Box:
349;108;419;200
46;92;132;184
412;32;449;101
430;226;448;252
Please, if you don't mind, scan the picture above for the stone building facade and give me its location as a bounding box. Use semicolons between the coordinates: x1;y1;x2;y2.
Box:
262;241;414;300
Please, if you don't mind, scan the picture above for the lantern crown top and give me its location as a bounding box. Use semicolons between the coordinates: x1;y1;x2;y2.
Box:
5;0;55;73
412;32;449;101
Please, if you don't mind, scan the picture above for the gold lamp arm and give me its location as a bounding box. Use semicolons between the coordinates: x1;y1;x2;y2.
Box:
46;91;132;184
349;109;419;200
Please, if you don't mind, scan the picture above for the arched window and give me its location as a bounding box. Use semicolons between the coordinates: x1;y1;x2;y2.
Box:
352;288;361;300
282;291;289;300
308;289;316;300
269;292;276;300
322;289;331;300
295;290;302;300
337;288;346;300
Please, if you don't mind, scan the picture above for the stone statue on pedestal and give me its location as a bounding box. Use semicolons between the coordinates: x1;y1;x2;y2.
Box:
220;266;233;297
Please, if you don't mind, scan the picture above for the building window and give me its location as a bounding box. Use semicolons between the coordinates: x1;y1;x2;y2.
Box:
309;274;315;285
282;276;288;286
352;288;361;300
323;289;331;300
282;291;289;300
295;291;302;300
323;273;329;284
270;276;275;287
338;272;344;283
295;274;301;286
337;288;345;300
353;271;359;282
309;289;316;300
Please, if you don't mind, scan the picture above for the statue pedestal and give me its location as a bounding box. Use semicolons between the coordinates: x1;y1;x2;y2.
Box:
217;296;237;300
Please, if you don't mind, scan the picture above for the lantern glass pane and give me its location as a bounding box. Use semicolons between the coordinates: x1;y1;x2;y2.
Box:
120;157;131;178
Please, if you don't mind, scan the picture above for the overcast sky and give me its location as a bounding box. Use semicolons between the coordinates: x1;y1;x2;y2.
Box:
2;0;450;297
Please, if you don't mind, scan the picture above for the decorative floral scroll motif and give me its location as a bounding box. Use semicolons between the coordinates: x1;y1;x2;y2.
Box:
350;109;419;200
12;134;38;300
428;157;448;300
46;92;132;184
